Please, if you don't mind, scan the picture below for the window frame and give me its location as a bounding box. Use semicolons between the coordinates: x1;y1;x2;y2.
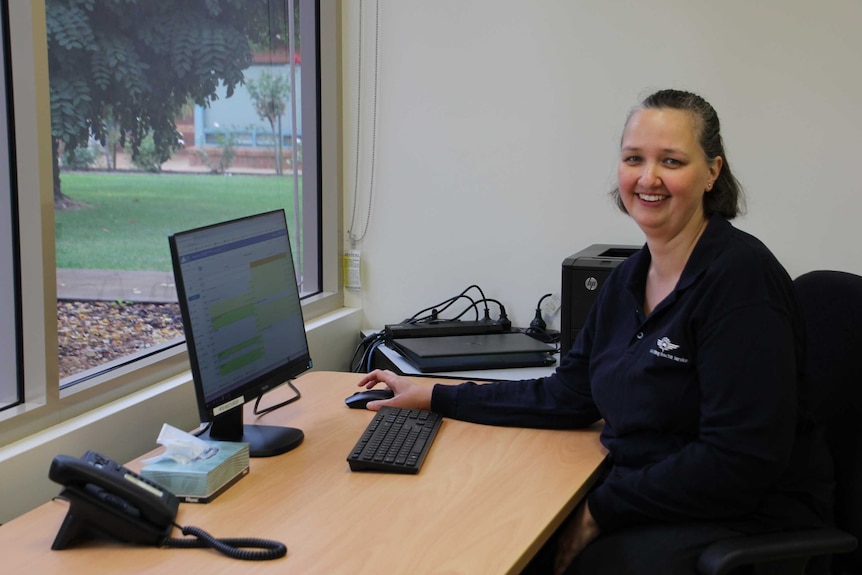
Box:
0;0;23;412
0;0;343;446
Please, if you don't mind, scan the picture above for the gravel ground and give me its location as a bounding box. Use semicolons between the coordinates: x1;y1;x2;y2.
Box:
57;300;184;379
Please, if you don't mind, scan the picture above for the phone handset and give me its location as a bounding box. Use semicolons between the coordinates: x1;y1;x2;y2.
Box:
49;450;180;549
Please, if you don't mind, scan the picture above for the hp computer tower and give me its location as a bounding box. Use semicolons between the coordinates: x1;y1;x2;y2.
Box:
560;244;639;356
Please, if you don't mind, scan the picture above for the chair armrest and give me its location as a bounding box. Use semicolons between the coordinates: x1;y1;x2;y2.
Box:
696;528;857;575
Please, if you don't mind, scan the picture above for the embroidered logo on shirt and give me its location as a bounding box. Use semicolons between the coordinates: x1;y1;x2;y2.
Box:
656;337;679;352
650;337;689;363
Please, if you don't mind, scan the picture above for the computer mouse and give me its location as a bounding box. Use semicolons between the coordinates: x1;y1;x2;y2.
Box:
345;388;395;409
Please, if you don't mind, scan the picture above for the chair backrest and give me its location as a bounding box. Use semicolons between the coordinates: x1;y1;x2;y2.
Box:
794;270;862;573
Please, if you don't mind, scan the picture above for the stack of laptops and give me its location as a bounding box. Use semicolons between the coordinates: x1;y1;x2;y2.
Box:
387;332;555;373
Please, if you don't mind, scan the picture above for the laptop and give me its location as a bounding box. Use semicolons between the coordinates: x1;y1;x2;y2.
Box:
388;332;555;373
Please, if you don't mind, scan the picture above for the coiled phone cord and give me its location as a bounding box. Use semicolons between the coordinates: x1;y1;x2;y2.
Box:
163;524;287;561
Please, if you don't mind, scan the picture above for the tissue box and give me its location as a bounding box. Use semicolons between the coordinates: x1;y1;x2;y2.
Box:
141;441;250;503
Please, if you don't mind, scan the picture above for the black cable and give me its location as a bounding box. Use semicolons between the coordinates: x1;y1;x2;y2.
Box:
412;292;501;323
470;297;506;314
401;286;514;326
364;339;384;372
252;380;301;417
526;293;560;344
407;284;492;323
406;293;477;323
440;304;476;321
455;285;490;319
357;338;386;372
433;294;480;321
531;293;552;331
163;524;286;561
468;284;491;319
350;330;385;372
348;287;490;373
447;297;509;327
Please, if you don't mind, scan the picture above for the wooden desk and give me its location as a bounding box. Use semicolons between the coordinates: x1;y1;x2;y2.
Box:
0;371;606;575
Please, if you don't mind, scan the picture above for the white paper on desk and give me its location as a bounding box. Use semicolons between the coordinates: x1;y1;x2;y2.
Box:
141;423;219;465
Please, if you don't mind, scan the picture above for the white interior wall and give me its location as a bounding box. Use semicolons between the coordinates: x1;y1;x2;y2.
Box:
344;1;862;331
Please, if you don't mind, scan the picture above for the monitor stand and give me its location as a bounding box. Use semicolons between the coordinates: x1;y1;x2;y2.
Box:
202;406;304;457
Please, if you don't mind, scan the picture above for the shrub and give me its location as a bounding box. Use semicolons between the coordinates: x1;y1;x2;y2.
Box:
60;140;102;171
129;134;163;173
196;128;239;174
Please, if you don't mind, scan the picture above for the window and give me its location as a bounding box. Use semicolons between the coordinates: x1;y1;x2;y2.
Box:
0;0;341;443
48;0;324;385
0;0;22;411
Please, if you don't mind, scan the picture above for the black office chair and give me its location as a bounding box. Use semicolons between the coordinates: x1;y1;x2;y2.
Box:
697;270;862;575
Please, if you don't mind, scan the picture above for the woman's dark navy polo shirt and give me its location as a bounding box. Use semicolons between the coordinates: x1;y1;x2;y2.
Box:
431;214;830;533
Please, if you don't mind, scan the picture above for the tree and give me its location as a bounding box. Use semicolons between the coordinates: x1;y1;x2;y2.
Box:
246;70;291;176
46;0;269;208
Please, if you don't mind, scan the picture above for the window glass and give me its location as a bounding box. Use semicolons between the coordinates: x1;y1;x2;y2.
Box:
47;1;320;383
0;0;21;410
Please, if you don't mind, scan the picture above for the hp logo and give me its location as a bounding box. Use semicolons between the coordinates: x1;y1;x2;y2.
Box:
584;277;599;291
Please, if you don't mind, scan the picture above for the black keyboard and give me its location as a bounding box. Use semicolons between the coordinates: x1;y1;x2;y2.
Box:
347;406;443;474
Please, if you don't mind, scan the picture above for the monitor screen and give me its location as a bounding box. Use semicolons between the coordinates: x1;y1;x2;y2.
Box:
169;209;312;457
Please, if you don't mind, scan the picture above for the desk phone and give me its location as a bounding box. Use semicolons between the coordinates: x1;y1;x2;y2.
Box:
49;450;179;549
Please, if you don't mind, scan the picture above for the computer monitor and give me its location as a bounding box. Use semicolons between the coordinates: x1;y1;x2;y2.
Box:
169;210;312;457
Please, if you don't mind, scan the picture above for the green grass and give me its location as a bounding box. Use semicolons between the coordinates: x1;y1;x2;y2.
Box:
55;172;301;271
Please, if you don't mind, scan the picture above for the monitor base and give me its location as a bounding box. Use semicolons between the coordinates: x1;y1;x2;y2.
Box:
202;423;304;458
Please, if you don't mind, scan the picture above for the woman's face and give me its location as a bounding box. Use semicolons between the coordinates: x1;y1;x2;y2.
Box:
617;108;722;241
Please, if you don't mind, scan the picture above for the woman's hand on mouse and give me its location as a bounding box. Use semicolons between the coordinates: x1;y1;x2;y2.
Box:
356;369;433;411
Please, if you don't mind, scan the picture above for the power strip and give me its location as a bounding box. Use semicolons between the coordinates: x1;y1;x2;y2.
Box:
384;320;506;340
